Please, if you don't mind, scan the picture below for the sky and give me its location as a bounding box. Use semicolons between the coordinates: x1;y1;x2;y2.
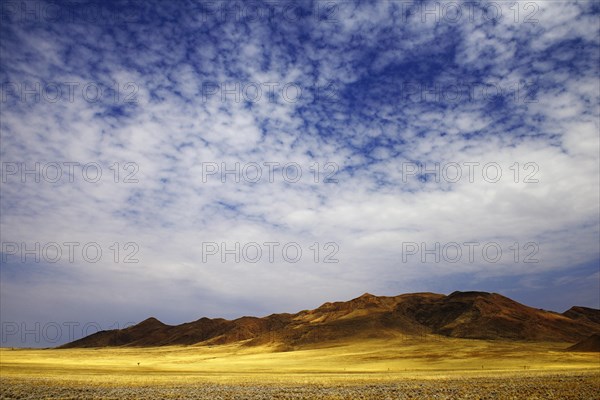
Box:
0;0;599;347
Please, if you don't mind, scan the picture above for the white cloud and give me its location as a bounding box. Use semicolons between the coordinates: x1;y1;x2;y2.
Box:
1;0;598;339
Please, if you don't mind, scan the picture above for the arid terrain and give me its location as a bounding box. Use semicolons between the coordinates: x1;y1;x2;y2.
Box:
59;291;600;348
1;338;599;399
1;292;598;398
1;372;599;399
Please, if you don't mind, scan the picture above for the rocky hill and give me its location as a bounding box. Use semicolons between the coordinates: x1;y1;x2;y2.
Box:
60;291;600;349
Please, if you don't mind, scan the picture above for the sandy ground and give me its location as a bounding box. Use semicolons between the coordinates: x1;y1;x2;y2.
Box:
1;371;599;399
1;339;598;399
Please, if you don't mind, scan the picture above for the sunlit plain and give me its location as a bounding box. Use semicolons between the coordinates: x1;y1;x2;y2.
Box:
1;336;598;398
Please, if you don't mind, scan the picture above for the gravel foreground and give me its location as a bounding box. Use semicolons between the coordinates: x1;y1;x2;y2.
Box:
1;373;599;399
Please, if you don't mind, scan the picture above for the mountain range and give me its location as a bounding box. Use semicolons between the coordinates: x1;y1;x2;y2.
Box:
60;291;600;350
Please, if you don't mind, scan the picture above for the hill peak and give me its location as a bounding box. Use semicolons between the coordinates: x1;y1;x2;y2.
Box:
448;290;492;298
137;317;165;327
357;292;376;299
563;306;600;324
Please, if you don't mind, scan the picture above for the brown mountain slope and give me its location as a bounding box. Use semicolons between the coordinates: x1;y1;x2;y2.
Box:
567;334;600;352
395;291;597;342
562;306;600;325
60;291;600;349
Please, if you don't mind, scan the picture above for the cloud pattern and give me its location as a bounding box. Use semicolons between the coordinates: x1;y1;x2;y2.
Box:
0;0;598;346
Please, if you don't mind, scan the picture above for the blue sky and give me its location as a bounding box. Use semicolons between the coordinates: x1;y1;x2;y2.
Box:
1;0;599;347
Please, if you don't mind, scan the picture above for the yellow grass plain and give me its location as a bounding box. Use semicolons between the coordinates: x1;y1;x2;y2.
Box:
1;336;599;398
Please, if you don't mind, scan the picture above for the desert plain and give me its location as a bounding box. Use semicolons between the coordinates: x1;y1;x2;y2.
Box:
1;335;598;399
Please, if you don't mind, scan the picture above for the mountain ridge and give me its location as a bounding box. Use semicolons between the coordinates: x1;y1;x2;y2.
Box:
60;291;600;349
